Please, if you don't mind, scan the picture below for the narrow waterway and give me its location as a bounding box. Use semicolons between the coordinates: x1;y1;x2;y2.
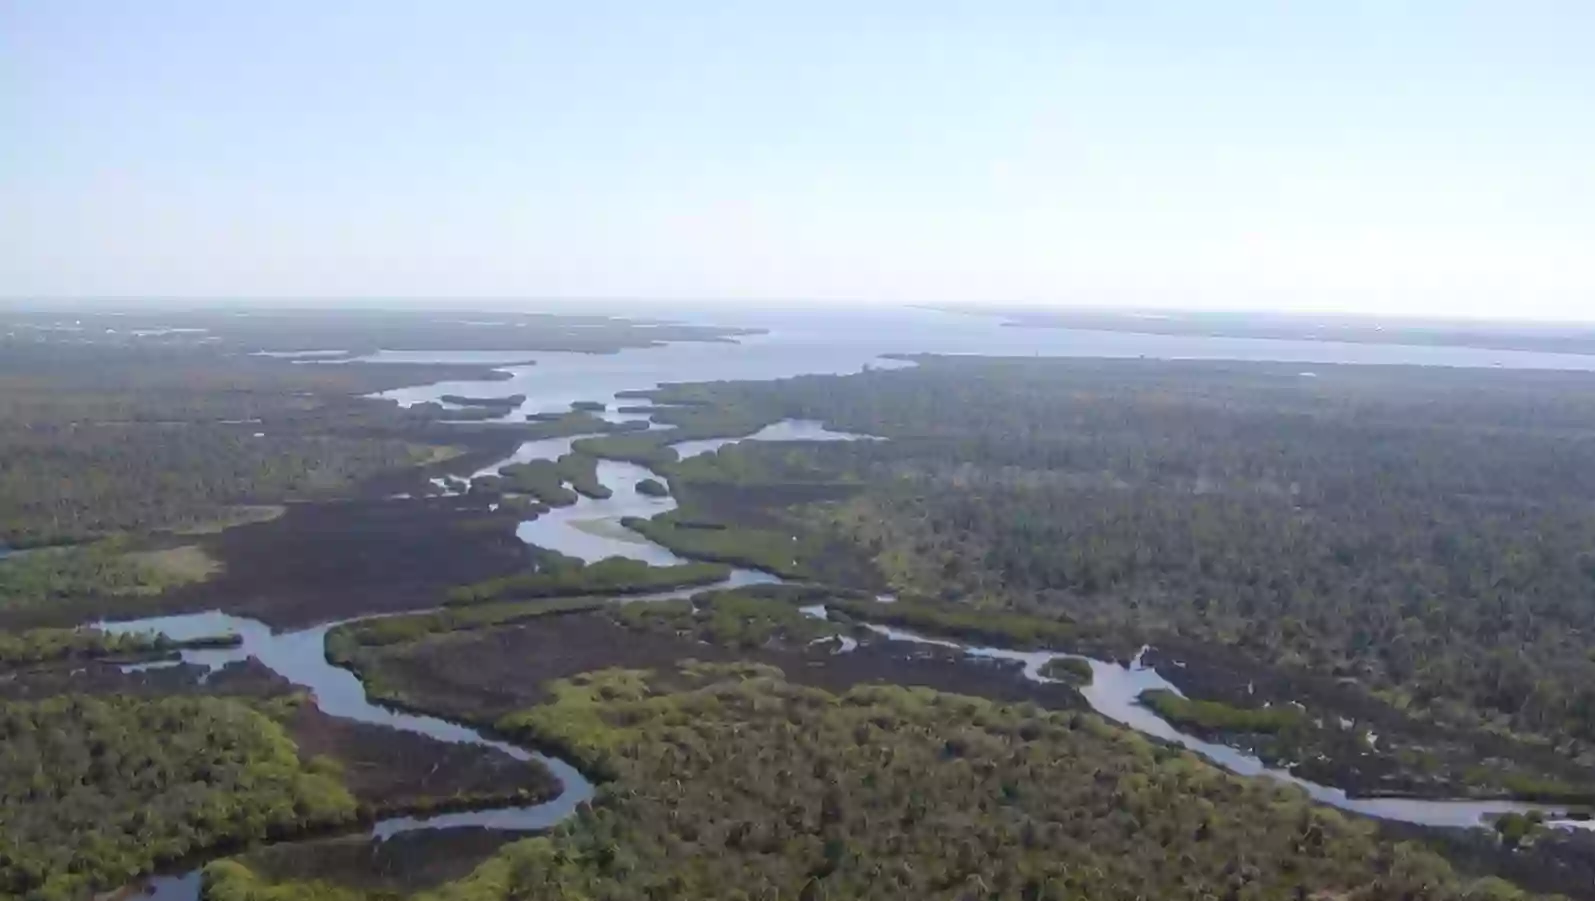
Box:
115;421;1587;841
99;610;596;837
91;423;853;897
95;605;596;899
808;614;1586;829
95;382;1594;895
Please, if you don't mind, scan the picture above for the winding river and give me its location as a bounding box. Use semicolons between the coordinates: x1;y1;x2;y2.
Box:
100;318;1595;896
823;619;1581;828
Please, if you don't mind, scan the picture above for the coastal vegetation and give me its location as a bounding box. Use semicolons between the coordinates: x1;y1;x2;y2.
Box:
0;694;357;901
327;597;607;653
611;589;841;649
241;583;1591;899
495;461;579;506
445;555;730;605
470;662;1533;901
571;434;680;467
0;308;741;548
827;595;1077;651
1140;689;1309;734
1039;656;1094;685
0;423;429;547
440;394;525;410
493;453;615;505
0;340;492;547
13;314;1595;899
553;453;611;500
639;358;1595;796
0;308;752;357
0;541;218;618
619;512;815;578
0;627;240;668
515;411;635;439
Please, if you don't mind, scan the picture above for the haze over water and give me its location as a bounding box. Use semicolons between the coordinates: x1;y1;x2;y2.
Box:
373;307;1595;418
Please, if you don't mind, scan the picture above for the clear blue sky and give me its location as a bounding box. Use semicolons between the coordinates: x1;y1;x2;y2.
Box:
3;2;1592;319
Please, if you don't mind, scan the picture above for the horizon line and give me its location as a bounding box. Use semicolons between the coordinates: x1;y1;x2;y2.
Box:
2;296;1594;328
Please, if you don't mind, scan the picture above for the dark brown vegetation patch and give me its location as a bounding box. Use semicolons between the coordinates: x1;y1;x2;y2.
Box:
351;611;1086;725
282;704;558;812
236;828;525;896
164;497;532;629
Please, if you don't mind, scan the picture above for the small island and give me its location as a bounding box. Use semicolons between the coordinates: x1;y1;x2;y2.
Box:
635;478;670;497
1039;656;1094;685
570;400;607;412
440;393;526;409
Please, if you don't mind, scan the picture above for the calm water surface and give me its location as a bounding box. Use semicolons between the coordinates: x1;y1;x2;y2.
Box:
368;308;1595;418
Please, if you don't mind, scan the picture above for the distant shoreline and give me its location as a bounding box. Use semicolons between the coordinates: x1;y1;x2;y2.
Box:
929;304;1595;357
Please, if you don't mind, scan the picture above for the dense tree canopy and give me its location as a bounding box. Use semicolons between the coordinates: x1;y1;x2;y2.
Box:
642;359;1595;790
212;662;1537;901
0;695;357;901
0;343;487;546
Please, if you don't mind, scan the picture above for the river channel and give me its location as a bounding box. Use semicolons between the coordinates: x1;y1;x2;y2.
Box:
100;319;1595;896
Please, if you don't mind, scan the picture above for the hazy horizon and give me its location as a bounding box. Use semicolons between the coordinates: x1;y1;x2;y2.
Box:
7;297;1595;331
5;3;1592;322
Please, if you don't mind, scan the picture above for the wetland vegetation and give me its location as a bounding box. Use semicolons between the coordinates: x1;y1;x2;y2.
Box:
633;477;669;497
215;663;1544;901
10;311;1595;900
445;556;731;605
0;541;218;619
0;626;240;667
1038;656;1094;685
0;694;357;901
638;358;1595;805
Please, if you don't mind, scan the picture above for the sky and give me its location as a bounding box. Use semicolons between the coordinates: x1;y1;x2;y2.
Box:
3;2;1592;320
